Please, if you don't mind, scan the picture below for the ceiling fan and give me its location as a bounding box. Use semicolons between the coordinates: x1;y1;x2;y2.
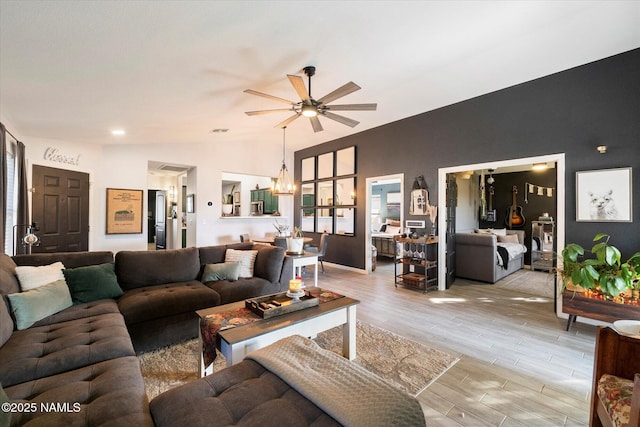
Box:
244;66;377;132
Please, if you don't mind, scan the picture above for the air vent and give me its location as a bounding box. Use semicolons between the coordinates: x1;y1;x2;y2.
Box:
159;164;189;173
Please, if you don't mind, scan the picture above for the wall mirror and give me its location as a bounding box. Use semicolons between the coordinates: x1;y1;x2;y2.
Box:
300;146;356;236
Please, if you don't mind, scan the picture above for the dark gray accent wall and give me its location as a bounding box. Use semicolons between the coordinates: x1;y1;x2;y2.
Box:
295;48;640;269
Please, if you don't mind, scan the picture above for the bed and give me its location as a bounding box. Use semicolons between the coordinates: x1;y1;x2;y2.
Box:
455;229;527;283
371;222;402;258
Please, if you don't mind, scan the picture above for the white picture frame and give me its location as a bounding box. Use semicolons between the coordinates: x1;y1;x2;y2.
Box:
576;167;632;222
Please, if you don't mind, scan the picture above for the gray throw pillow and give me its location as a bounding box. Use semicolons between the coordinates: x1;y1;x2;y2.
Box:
202;262;240;282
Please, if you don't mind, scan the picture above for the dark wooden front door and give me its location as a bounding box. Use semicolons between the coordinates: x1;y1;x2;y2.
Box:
32;165;89;252
155;190;166;250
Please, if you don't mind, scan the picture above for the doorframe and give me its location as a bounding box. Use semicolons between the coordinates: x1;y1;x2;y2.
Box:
437;153;566;314
365;173;404;273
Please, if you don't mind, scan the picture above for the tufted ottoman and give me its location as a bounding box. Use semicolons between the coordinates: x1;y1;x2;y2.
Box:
150;358;342;427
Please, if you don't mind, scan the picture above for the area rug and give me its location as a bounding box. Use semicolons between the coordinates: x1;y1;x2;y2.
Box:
139;320;458;400
493;269;555;298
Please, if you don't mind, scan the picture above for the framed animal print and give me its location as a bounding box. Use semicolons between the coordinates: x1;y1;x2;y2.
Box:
576;167;632;222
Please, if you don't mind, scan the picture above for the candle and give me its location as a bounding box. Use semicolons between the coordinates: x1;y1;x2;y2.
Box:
289;279;302;292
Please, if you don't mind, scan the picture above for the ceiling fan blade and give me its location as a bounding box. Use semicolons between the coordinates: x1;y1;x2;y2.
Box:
323;103;377;111
287;74;310;103
245;108;294;116
244;89;295;105
317;81;361;105
309;116;323;133
275;113;301;128
322;111;360;128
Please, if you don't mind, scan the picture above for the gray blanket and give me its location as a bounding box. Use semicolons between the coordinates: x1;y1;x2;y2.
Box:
246;335;426;427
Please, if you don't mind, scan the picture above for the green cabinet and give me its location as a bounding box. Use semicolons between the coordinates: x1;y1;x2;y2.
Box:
250;188;279;214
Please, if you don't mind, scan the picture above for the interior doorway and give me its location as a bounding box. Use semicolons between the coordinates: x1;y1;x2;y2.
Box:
365;173;404;273
437;153;566;315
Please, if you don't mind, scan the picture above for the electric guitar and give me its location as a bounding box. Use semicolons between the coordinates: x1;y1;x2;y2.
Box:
487;185;496;222
506;185;525;228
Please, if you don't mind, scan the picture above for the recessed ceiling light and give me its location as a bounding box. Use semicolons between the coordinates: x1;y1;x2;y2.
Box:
532;163;548;170
111;129;126;136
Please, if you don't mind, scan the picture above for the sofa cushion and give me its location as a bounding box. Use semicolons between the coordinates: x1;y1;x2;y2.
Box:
0;253;20;295
198;243;254;266
150;358;340;427
0;297;13;347
205;277;278;305
0;312;134;387
4;356;154;427
14;261;65;291
117;281;220;325
31;299;121;327
253;245;286;284
7;280;73;330
116;247;201;290
12;251;114;269
202;262;240;282
63;262;124;304
497;234;520;244
0;381;9;427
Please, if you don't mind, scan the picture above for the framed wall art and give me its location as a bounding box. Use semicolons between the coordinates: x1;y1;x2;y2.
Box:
106;188;144;234
576;167;632;222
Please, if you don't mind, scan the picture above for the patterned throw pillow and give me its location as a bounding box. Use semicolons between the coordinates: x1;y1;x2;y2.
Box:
224;249;258;278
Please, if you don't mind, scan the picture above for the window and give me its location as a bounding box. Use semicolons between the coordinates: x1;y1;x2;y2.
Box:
4;138;17;254
300;146;356;235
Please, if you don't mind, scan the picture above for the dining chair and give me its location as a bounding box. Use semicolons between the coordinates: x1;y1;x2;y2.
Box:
304;233;328;273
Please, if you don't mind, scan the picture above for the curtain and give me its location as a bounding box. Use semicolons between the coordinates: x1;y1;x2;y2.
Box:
0;123;6;251
15;141;29;255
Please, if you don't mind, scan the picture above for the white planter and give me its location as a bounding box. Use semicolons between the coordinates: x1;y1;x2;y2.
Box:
287;237;304;254
222;204;233;215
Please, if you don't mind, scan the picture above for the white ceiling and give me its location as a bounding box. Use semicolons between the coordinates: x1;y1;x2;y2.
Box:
1;1;638;151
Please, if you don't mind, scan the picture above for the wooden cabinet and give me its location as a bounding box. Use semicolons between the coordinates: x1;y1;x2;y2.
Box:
250;188;279;214
531;221;554;272
394;236;438;293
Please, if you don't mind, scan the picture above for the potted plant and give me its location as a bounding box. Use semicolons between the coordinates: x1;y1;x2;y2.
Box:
560;233;640;300
222;184;235;215
287;227;305;254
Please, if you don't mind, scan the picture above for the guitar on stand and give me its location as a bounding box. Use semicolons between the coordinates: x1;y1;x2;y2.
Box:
486;185;496;222
506;185;525;228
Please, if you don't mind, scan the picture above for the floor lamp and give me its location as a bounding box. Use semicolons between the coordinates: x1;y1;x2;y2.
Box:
12;223;40;255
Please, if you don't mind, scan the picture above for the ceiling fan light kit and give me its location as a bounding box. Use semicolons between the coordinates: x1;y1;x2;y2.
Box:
244;66;377;132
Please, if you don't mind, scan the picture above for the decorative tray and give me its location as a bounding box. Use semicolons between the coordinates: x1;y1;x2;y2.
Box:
245;291;319;319
286;250;304;255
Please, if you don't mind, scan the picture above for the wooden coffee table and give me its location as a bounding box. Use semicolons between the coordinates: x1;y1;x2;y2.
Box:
197;288;359;377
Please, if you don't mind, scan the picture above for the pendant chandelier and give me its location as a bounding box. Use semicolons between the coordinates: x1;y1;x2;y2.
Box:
272;126;295;196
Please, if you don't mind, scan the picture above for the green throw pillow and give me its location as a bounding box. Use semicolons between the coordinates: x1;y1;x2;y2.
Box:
63;262;124;304
7;279;73;330
202;262;240;282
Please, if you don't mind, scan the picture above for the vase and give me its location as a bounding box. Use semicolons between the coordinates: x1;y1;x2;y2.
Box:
222;204;233;215
287;237;304;254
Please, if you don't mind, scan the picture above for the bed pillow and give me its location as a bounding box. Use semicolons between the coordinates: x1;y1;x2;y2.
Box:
14;261;65;291
7;279;72;330
498;234;520;244
202;262;240;282
62;262;124;304
225;249;258;278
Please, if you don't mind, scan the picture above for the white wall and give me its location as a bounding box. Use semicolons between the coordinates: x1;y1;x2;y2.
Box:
17;133;293;252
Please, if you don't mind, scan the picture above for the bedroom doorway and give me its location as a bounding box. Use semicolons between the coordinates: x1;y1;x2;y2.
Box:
437;153;565;314
365;174;404;273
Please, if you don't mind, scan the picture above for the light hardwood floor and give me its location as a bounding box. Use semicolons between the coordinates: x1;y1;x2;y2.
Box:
313;258;595;426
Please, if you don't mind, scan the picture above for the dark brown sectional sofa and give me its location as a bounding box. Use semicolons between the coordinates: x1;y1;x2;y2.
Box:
0;243;289;426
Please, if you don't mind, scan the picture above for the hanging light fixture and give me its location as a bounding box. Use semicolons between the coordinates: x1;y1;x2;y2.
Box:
272;126;295;196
